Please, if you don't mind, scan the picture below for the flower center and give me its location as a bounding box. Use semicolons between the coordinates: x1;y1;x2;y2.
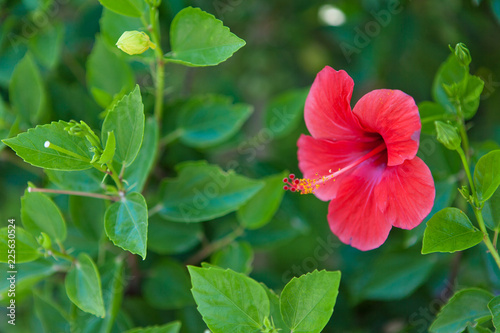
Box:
283;142;386;194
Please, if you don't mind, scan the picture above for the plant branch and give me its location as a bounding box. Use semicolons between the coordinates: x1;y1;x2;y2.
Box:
28;187;119;201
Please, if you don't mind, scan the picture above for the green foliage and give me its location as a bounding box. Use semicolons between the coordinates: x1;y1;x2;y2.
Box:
474;150;500;202
158;161;264;222
98;0;145;18
422;208;483;254
488;296;500;331
211;241;254;274
0;227;40;263
147;215;202;255
104;192;148;259
280;270;341;333
166;7;246;66
124;321;181;333
264;88;309;138
430;288;493;333
435;121;461;150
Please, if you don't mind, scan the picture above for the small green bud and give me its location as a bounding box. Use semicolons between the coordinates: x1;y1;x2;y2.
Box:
116;31;156;55
435;121;461;150
454;43;471;67
38;232;52;249
458;185;470;202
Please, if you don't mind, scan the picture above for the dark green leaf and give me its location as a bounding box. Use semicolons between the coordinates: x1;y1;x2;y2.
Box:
188;266;270;333
45;168;103;192
21;189;67;242
147;215;202;255
9;52;46;124
460;75;484;119
124;117;158;192
34;291;70;333
87;35;134;107
211;241;254;274
104;192;148;259
102;85;145;167
29;23;64;69
124;321;182;333
65;253;105;318
237;172;286;229
432;54;466;113
177;95;253;148
166;7;246;66
100;9;143;47
488;296;500;330
419;101;450;135
474;150;500;202
422;208;483;254
483;187;500;231
143;259;193;310
280;270;341;333
98;0;144;17
158;161;264;222
0;227;40;263
3;121;93;170
69;196;105;241
430;288;493;333
264;88;308;138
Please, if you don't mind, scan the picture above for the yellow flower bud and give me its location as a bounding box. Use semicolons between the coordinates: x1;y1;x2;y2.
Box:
116;31;156;55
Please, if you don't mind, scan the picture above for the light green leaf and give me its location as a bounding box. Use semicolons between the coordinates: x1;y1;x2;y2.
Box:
21;189;67;242
0;227;40;263
430;288;493;333
483;187;500;231
104;192;148;259
98;0;144;17
264;88;308;138
98;131;116;164
432;54;466;113
488;295;500;330
124;117;158;193
188;266;270;333
177;95;253;148
87;35;134;107
102;85;145;167
45;168;103;192
65;253;105;318
147;215;202;255
143;259;193;310
2;121;93;171
124;321;182;333
166;7;246;66
461;75;484;119
9;52;46;124
159;161;264;222
474;150;500;202
237;172;286;229
422;208;483;254
280;270;340;333
211;241;254;275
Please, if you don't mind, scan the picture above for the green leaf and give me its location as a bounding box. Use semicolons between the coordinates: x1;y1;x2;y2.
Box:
488;296;500;330
102;85;145;167
69;258;125;333
3;121;93;170
237;172;286;229
105;192;148;259
177;95;253;148
100;8;143;47
474;150;500;202
460;75;484;119
166;7;246;66
65;253;105;318
280;270;340;333
159;161;264;222
264;88;309;138
34;291;70;333
21;189;67;242
98;131;116;164
147;215;202;255
188;266;270;333
69;196;105;241
98;0;144;17
29;23;64;69
211;241;254;274
432;54;467;113
418;101;450;135
45;168;103;192
87;35;134;107
483;187;500;231
124;117;158;193
422;208;483;254
261;284;287;332
430;288;493;333
124;321;182;333
9;52;46;124
0;227;40;263
435;121;461;151
143;259;193;310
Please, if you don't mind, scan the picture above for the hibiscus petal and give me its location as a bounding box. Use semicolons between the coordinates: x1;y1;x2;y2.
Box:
353;89;421;166
327;154;392;251
297;134;380;201
375;157;435;230
305;66;369;142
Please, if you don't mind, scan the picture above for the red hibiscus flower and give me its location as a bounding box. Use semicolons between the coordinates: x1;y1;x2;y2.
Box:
284;66;435;251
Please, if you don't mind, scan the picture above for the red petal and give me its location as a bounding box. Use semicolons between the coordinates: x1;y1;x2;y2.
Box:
305;67;371;142
327;154;391;251
353;89;421;166
375;157;435;230
297;134;381;201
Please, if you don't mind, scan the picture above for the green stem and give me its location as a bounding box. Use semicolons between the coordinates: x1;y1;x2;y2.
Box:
148;4;165;124
49;247;75;262
456;146;476;200
160;128;183;147
107;163;125;192
28;187;119;201
455;103;470;161
474;209;500;270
